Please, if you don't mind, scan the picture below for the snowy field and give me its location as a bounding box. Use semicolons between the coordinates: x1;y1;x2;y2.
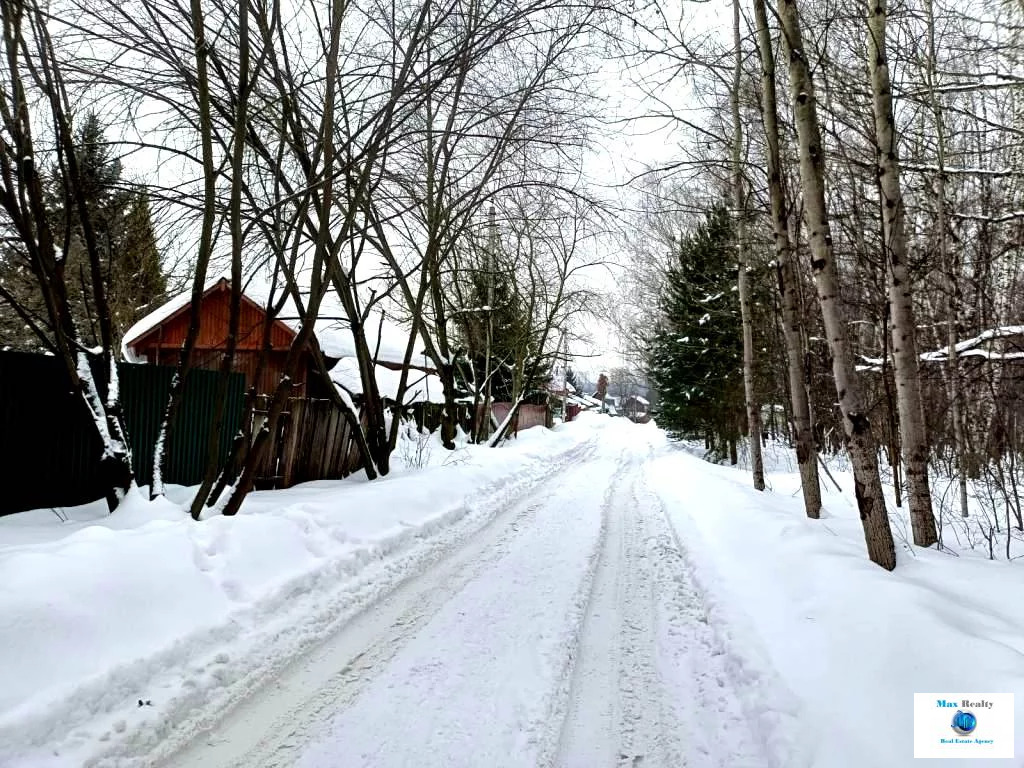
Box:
1;414;1022;767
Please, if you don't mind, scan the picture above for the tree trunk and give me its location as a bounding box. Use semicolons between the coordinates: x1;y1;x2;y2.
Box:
753;0;820;517
151;0;218;499
923;0;969;520
867;0;938;547
191;0;249;519
778;0;896;570
733;0;765;491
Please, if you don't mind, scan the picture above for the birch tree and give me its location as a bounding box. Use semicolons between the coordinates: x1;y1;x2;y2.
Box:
778;0;896;569
866;0;938;547
752;0;821;518
733;0;765;491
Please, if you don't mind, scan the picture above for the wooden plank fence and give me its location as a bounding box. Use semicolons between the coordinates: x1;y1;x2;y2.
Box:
487;402;551;437
252;397;364;490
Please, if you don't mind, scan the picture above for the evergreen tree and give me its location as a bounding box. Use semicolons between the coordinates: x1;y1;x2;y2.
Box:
0;113;166;353
645;206;744;455
565;366;579;391
453;263;550;403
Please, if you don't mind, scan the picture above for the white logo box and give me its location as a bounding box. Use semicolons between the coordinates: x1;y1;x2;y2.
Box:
914;693;1014;759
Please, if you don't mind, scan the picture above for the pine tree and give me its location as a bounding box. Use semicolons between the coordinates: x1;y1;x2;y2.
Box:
0;113;166;353
565;366;579;391
645;206;744;456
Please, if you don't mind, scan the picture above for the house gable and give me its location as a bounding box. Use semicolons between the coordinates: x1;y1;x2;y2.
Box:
125;278;296;354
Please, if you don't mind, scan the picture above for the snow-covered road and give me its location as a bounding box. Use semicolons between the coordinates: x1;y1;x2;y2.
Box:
162;428;782;768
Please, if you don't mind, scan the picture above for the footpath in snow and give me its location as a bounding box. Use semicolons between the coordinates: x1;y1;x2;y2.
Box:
2;414;1023;767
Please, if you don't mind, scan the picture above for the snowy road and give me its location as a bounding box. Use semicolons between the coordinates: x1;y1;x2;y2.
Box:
162;428;779;768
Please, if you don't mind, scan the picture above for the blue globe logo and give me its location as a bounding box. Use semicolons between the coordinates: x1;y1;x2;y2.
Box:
951;710;977;735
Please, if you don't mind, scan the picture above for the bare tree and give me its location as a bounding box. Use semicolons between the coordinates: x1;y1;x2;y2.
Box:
752;0;821;518
0;0;133;510
777;0;896;569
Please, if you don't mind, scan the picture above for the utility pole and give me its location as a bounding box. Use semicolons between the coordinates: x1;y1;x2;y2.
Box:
558;330;568;421
480;201;497;440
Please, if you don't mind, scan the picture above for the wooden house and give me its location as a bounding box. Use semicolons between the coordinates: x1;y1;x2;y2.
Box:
121;277;326;396
620;394;651;423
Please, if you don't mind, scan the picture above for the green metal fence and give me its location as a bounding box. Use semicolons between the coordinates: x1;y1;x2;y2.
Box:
0;351;245;516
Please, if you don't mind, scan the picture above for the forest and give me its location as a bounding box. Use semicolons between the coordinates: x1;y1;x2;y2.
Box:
617;0;1024;570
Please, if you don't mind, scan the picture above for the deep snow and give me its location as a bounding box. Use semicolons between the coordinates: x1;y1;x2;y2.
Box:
1;414;1022;767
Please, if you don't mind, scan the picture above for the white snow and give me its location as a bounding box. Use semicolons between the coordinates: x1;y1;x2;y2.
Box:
647;440;1024;767
0;420;602;767
2;419;1024;767
328;356;445;404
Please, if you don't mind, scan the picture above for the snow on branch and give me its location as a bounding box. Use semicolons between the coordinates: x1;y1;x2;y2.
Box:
949;210;1024;223
900;163;1024;179
858;325;1024;371
901;72;1024;98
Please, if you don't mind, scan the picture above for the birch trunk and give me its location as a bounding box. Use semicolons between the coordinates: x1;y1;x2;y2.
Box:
778;0;897;569
753;0;820;517
924;0;969;519
867;0;938;547
733;0;765;491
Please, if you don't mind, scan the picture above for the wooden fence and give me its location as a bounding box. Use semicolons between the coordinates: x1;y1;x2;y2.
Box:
489;402;551;436
251;399;476;490
251;396;364;490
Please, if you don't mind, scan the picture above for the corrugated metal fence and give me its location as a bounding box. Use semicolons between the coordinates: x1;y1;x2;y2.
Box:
0;351;244;516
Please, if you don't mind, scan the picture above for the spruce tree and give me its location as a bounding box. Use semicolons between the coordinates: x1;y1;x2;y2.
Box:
454;264;550;403
0;112;166;353
646;205;745;456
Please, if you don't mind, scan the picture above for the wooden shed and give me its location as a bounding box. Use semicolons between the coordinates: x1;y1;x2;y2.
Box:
122;278;323;396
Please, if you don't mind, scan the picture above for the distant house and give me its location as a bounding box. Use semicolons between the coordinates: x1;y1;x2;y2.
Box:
548;380;601;422
620;394;651;423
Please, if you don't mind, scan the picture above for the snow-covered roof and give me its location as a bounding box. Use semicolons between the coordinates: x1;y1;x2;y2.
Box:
312;313;428;366
329;357;445;404
565;394;598;408
121;276;434;368
121;274;228;362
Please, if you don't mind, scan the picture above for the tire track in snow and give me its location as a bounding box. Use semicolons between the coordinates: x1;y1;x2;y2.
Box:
284;446;626;768
556;437;790;768
159;439;607;768
554;450;684;768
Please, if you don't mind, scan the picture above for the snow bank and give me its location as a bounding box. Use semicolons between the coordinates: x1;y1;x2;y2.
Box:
647;440;1024;768
0;420;599;768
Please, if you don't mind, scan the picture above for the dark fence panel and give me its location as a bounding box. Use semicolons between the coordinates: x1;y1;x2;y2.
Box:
118;363;246;490
0;351;245;516
0;351;106;515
